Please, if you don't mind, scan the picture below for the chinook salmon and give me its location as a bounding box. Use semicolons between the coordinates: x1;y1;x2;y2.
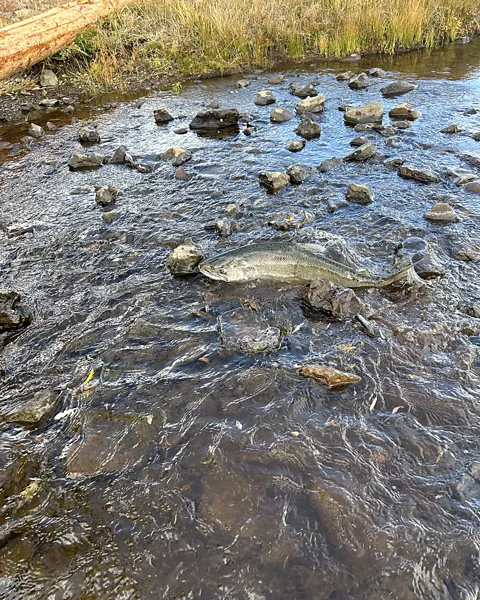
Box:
199;242;415;288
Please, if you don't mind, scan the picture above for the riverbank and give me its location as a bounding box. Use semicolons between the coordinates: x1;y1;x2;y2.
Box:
38;0;480;89
1;0;480;98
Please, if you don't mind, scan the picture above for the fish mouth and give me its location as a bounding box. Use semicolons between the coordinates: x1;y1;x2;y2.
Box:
198;261;229;281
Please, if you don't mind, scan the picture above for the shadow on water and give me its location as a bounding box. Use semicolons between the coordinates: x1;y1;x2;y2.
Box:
0;38;480;599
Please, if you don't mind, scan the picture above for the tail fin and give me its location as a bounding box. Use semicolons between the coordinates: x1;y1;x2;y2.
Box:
381;261;419;286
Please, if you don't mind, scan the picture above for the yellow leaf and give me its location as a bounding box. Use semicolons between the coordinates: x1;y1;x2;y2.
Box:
82;368;94;387
338;345;356;352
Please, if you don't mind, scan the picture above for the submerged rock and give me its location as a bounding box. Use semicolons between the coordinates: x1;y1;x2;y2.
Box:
348;73;371;90
254;91;276;106
95;185;118;206
154;107;174;124
258;171;290;193
295;118;321;140
373;124;398;137
218;308;282;353
189;109;239;130
346;183;374;204
344;101;383;125
270;108;294;123
424;202;459;223
286;164;314;184
68;153;103;171
236;79;250;88
285;139;306;152
318;157;343;172
0;289;31;332
300;364;361;390
162;147;192;166
78;126;100;143
381;81;418;97
350;136;369;146
291;84;318;99
344;142;376;162
1;390;58;426
66;414;155;478
398;165;440;183
28;123;44;138
440;124;461;134
268;210;314;230
391;120;413;129
166;238;204;275
295;95;326;115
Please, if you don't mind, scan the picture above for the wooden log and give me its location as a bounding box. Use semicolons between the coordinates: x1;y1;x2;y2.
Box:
0;0;129;80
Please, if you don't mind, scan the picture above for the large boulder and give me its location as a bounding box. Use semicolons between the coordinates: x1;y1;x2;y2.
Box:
398;165;440;183
381;81;418;97
344;101;383;125
258;171;290;193
166;238;204;275
218;308;282;353
189;109;239;130
295;95;326;115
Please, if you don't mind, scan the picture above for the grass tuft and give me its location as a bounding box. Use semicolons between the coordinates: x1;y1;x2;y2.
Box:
23;0;480;91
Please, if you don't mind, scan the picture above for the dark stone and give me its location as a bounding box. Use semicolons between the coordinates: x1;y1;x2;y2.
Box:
189;109;240;130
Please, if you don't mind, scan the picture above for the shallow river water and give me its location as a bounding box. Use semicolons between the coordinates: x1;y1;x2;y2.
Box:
1;39;480;600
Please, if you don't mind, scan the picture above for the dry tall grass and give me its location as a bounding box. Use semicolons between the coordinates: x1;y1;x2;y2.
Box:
52;0;480;89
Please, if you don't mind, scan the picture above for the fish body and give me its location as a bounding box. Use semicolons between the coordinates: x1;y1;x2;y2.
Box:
199;242;413;288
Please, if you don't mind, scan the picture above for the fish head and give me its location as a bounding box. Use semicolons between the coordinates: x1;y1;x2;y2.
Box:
199;254;256;282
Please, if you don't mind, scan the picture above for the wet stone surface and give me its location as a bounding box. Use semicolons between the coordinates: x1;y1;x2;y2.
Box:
0;39;480;600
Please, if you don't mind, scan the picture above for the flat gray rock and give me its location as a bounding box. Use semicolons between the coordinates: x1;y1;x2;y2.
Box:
218;308;282;353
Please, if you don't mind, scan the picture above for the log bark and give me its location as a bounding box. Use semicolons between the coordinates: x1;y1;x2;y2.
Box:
0;0;129;81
